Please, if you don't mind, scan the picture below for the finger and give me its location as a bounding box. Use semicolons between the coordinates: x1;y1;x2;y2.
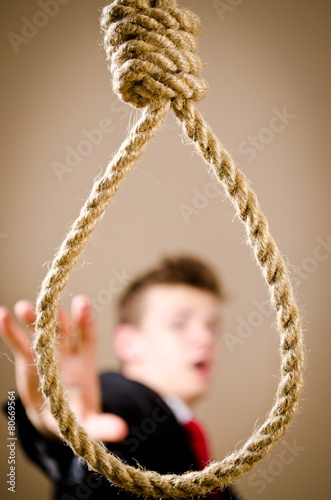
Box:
0;306;32;359
71;295;97;348
56;305;75;351
84;413;129;443
14;300;36;335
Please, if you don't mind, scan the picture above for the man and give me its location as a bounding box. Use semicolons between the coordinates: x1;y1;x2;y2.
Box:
0;254;239;499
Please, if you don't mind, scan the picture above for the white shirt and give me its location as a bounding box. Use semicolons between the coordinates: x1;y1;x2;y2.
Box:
163;394;194;425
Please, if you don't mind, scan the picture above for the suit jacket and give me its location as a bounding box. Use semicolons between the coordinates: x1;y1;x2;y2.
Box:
7;372;239;500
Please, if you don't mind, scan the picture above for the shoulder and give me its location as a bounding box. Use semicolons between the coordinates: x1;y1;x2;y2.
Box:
99;372;173;424
99;372;197;473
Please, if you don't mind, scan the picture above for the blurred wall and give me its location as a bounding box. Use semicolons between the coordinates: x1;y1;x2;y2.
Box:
0;0;330;499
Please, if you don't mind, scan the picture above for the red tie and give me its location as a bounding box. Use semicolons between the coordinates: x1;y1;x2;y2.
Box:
184;419;222;499
183;419;210;470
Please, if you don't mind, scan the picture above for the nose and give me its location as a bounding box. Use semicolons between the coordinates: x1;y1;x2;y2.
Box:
189;321;217;349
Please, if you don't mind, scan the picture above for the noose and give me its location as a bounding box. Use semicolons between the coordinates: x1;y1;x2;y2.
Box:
33;0;304;497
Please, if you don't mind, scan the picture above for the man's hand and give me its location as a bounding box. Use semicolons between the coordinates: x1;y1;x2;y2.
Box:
0;296;128;443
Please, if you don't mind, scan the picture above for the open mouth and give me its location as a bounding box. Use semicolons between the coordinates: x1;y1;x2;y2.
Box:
193;360;211;378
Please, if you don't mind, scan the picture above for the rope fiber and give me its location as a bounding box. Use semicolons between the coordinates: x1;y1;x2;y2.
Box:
33;0;304;497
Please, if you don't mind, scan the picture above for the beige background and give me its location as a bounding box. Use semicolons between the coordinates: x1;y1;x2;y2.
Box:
0;0;330;499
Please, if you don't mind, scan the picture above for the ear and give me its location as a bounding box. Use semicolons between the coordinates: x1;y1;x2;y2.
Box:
112;323;142;364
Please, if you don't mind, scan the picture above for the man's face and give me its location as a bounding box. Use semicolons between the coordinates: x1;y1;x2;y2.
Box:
125;284;222;407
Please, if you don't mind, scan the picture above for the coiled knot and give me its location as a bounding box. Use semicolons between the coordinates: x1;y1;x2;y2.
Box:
100;0;208;108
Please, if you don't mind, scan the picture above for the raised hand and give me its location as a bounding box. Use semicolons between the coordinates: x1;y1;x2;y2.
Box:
0;296;128;443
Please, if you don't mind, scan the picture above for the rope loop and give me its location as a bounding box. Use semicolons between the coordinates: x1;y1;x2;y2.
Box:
33;1;304;497
100;0;208;108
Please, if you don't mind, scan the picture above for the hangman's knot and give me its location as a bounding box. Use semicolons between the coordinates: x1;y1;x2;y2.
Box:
100;0;208;108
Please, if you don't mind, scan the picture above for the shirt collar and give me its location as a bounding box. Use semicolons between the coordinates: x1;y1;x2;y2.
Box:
163;394;194;425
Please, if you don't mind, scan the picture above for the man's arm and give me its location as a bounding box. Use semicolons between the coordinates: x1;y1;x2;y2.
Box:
0;296;128;484
2;397;75;482
0;297;128;441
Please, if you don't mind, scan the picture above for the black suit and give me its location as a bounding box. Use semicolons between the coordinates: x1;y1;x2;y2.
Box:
7;372;239;500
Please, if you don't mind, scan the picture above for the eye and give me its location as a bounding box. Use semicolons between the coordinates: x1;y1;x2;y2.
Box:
169;321;185;331
207;321;221;335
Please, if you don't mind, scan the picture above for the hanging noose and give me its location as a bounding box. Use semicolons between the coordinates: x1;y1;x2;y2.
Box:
33;0;304;497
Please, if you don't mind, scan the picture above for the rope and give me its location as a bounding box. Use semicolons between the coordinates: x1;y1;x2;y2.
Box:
33;0;304;497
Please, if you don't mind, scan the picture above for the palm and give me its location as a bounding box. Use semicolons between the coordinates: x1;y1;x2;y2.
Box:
0;296;128;443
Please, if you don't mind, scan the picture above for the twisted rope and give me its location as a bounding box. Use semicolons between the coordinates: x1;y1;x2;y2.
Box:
33;0;304;497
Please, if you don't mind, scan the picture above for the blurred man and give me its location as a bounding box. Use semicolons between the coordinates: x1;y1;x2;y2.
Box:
0;254;238;499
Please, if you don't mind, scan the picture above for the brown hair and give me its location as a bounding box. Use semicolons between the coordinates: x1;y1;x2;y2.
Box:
116;254;225;326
